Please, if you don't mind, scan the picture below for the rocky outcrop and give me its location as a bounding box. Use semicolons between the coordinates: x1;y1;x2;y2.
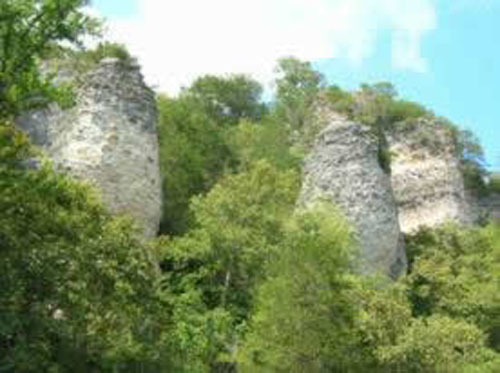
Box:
387;118;470;234
299;109;406;278
16;58;162;237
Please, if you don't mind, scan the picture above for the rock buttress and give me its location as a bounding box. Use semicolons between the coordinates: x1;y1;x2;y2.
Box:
299;110;406;278
16;58;162;238
387;118;470;234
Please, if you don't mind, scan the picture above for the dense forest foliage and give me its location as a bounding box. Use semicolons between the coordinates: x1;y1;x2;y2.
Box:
1;1;499;372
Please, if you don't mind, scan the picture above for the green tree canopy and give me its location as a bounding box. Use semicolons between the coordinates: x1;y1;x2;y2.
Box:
0;122;171;371
157;94;234;235
183;74;266;125
0;0;100;117
226;117;301;172
159;161;300;369
405;224;500;349
238;205;359;372
274;57;325;133
165;161;300;319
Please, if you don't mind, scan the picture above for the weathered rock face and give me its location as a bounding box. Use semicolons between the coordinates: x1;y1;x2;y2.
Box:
387;118;470;234
16;58;162;237
299;110;406;278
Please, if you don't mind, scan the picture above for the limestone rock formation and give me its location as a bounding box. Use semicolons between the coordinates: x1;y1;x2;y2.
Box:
387;118;470;234
299;109;406;278
16;58;162;237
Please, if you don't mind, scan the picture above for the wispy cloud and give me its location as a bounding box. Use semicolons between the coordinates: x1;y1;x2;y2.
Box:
98;0;437;94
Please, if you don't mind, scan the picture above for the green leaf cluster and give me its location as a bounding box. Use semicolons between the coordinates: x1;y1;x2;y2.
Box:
0;0;100;117
0;122;172;372
183;74;266;126
158;161;300;369
226;117;301;172
274;57;325;134
405;224;500;348
238;206;360;372
237;223;500;372
157;94;234;234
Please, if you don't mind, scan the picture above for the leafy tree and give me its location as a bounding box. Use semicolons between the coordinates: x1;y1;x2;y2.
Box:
0;0;100;116
405;224;500;350
377;316;492;372
167;161;299;317
160;161;300;368
387;99;428;123
227;117;301;172
157;95;233;234
355;279;415;367
274;57;325;134
238;205;361;372
238;218;500;372
0;122;170;371
356;279;497;372
184;74;266;125
367;82;398;98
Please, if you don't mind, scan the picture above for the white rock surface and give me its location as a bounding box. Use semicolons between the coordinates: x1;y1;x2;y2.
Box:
16;58;162;237
387;118;469;234
299;110;406;278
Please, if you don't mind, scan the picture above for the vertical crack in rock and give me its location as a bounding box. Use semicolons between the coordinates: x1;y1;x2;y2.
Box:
16;58;162;238
299;109;406;278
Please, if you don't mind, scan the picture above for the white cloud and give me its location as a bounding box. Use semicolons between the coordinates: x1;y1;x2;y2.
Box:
98;0;437;94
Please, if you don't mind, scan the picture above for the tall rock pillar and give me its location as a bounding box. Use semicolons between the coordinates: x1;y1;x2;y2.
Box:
299;109;406;278
17;58;162;237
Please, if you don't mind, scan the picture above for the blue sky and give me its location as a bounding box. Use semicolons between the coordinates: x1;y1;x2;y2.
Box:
94;0;137;18
93;0;499;170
